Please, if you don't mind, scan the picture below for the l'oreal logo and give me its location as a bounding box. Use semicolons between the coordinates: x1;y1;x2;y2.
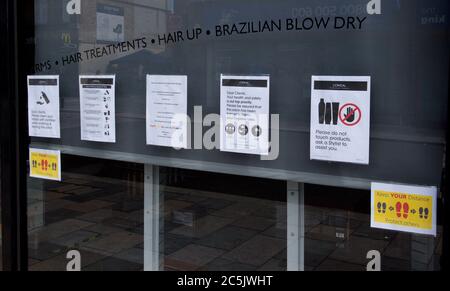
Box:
66;0;81;15
238;81;251;86
332;83;347;89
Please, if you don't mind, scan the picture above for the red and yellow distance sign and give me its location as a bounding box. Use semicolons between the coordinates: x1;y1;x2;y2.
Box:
371;182;437;236
29;148;61;181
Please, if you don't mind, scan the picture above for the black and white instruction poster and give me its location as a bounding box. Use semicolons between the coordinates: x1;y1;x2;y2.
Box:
146;75;188;149
220;75;270;156
79;75;116;143
310;76;371;164
27;75;61;138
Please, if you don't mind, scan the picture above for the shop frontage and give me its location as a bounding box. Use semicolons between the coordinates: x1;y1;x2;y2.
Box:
1;0;449;271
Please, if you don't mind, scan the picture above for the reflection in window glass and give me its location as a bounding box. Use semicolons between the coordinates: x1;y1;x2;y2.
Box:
160;168;287;271
304;185;443;271
28;156;144;271
27;160;288;271
25;158;445;271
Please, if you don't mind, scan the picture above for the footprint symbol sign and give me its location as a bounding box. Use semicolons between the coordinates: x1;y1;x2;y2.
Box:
377;202;387;214
419;208;430;220
396;202;409;219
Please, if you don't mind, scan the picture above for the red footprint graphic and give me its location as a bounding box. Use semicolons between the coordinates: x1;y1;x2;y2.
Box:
396;202;402;218
403;203;409;219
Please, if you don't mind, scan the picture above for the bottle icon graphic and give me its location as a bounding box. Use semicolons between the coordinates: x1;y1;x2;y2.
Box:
318;99;325;124
318;99;340;126
332;103;340;125
325;103;332;125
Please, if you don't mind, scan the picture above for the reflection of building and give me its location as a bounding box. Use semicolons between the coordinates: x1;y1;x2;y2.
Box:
78;0;170;74
106;50;174;95
78;1;169;73
34;1;173;83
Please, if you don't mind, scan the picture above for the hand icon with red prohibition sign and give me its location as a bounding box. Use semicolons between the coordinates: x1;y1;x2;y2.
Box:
344;107;355;123
339;103;362;127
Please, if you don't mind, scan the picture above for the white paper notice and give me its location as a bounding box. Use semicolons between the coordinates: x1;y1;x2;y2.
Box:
80;75;116;143
146;75;188;149
27;75;61;138
310;76;371;164
220;75;270;156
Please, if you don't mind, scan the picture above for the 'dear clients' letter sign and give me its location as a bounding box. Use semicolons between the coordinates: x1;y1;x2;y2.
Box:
371;182;437;236
220;75;270;156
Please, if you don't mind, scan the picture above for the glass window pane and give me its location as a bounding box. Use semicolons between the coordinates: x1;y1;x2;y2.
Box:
159;168;287;271
28;156;144;271
24;0;448;272
304;185;443;271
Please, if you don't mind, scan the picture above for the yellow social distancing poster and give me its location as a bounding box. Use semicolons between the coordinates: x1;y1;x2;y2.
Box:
29;148;61;181
371;183;437;236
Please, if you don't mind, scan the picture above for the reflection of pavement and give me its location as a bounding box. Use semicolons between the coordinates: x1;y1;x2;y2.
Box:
27;172;443;271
